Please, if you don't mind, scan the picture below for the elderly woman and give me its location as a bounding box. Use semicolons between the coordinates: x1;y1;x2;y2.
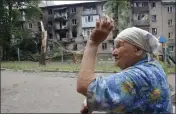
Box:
77;18;173;113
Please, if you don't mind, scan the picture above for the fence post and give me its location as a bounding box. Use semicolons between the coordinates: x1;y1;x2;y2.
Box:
18;48;20;62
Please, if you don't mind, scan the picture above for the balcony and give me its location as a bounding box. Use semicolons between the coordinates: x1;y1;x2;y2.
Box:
83;36;90;41
54;13;68;21
75;37;84;43
133;20;150;26
133;7;149;13
82;15;99;28
61;38;75;43
82;10;97;15
54;23;68;31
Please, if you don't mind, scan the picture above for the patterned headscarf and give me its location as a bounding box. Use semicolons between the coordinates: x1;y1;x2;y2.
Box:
114;27;161;60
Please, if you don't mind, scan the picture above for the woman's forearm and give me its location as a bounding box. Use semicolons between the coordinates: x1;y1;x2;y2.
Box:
77;40;98;96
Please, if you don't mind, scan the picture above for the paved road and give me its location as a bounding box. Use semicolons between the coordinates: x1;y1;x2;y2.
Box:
1;70;175;113
1;70;110;113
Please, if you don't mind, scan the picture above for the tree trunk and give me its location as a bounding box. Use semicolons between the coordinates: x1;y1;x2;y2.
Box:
39;46;46;65
39;29;47;65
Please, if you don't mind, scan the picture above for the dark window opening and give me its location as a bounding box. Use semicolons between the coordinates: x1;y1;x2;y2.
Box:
169;46;174;51
62;21;66;26
50;45;53;50
48;21;52;26
72;31;77;37
88;16;93;22
37;22;41;31
142;2;148;7
28;23;32;28
151;2;156;8
102;43;107;50
152;28;157;35
73;44;78;50
48;9;52;15
72;19;77;25
83;5;96;11
71;7;76;13
48;33;53;39
151;15;157;22
60;32;67;39
21;24;24;29
40;14;43;20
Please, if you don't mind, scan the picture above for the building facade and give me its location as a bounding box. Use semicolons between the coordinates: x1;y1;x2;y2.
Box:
25;0;175;59
36;1;114;58
131;0;175;58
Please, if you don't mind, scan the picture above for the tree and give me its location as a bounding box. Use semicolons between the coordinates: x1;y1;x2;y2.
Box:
0;0;42;60
104;0;132;32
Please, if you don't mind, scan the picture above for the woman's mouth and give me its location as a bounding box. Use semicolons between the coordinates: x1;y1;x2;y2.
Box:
114;57;119;61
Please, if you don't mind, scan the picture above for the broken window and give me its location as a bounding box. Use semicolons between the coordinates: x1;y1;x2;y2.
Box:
72;31;77;37
48;21;52;26
73;44;78;50
62;21;66;26
60;32;67;39
83;5;96;11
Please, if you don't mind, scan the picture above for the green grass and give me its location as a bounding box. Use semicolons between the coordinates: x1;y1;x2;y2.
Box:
1;61;120;72
1;61;175;74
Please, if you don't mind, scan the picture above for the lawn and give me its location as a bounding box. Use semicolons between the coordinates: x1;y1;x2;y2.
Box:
1;61;120;73
1;61;175;74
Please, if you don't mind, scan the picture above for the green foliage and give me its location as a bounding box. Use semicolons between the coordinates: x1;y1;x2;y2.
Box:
158;60;175;77
104;0;132;32
0;0;42;60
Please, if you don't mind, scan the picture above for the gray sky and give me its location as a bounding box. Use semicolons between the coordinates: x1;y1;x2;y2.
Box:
53;1;96;5
39;1;97;7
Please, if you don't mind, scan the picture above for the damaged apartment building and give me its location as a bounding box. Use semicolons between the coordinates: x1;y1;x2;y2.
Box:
38;1;115;58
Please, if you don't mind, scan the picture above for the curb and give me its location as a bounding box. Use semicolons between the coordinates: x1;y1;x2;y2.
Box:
1;68;117;73
1;68;175;74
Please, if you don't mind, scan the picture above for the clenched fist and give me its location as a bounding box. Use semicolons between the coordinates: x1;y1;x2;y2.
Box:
90;17;114;45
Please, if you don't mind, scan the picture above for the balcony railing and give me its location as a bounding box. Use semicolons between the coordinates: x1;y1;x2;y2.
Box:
54;13;68;20
54;23;68;30
83;36;90;41
82;10;97;15
133;20;150;26
61;38;75;43
133;7;149;13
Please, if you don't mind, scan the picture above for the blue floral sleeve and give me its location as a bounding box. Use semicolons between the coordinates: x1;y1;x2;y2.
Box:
86;61;173;113
87;72;137;113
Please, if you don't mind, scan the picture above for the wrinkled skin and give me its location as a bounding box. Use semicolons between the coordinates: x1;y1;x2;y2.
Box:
112;40;143;69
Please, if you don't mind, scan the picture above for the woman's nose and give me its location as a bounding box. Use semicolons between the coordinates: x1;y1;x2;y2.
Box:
112;48;117;56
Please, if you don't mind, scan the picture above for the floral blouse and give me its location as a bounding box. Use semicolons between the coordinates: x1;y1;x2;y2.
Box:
87;58;173;113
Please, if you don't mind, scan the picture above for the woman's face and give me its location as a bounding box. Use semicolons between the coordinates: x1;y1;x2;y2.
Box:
112;40;142;69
